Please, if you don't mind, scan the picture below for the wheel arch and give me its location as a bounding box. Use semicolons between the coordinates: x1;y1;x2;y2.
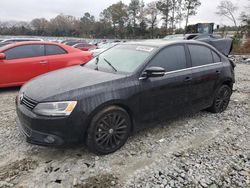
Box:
211;78;233;103
221;78;234;89
84;100;135;139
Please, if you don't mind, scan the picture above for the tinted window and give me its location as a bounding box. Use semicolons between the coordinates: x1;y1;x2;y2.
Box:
148;45;187;72
75;43;88;48
5;45;44;60
75;43;91;48
66;41;80;46
188;45;213;66
45;45;66;56
212;51;221;63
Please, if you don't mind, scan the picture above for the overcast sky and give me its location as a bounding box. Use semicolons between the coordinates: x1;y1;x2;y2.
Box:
0;0;248;26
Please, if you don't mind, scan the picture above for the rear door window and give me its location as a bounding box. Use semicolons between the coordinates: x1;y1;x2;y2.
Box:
4;45;45;60
45;45;67;56
148;45;187;72
188;45;213;67
212;51;221;63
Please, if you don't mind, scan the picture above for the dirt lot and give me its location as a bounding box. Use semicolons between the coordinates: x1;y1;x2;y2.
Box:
0;62;250;188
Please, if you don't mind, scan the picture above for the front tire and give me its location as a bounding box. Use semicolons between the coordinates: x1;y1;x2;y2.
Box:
208;85;232;113
87;106;131;155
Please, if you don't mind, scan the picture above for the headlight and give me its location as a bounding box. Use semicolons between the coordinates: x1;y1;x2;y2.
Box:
33;101;77;117
16;92;23;105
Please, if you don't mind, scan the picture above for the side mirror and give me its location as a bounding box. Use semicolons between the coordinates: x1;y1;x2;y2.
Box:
0;53;6;60
140;66;165;80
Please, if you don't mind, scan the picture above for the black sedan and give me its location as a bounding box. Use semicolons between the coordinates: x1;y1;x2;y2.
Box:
16;40;235;155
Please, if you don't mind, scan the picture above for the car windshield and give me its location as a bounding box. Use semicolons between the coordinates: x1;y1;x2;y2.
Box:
98;42;117;49
85;44;155;74
74;43;88;48
164;34;184;40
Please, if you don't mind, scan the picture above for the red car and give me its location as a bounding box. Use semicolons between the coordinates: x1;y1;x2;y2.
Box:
73;43;97;51
0;41;92;88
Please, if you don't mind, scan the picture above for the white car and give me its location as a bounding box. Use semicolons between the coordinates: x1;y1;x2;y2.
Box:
1;38;44;43
90;42;118;56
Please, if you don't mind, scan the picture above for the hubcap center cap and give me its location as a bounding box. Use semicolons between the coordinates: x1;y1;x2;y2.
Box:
109;129;114;134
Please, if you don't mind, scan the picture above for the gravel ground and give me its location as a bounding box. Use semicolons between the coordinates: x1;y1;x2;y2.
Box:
0;58;250;188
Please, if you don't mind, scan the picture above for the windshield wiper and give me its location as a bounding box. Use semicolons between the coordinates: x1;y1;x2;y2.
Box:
95;56;99;70
103;58;117;72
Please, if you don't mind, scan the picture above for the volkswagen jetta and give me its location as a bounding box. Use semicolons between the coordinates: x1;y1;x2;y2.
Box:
16;40;235;155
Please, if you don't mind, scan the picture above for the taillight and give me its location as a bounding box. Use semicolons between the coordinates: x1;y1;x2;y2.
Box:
83;55;93;63
229;59;236;69
89;53;93;59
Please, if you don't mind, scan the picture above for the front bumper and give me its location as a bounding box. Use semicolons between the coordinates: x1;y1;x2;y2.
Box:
16;103;88;146
17;118;64;146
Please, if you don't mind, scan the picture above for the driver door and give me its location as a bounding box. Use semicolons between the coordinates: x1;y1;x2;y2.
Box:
138;45;192;125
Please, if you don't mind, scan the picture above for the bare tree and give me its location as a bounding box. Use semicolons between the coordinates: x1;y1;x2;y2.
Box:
239;0;250;36
48;14;79;36
145;1;159;38
170;0;177;33
31;18;48;35
175;0;184;28
183;0;201;30
157;0;171;31
216;0;238;27
128;0;140;36
138;0;147;36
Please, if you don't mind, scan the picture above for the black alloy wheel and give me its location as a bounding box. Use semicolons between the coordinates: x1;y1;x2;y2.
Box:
87;106;131;155
209;85;232;113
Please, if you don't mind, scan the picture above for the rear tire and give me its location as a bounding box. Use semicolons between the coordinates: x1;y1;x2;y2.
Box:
208;85;232;113
86;106;131;155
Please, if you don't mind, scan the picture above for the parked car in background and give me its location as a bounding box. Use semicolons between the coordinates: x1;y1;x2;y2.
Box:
73;43;97;51
0;38;44;48
0;41;92;88
88;39;103;45
163;34;186;40
90;42;118;56
0;42;13;48
1;38;43;43
61;39;79;44
63;40;87;46
16;40;235;155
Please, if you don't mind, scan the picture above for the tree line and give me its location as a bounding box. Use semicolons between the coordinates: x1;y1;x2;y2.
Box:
0;0;201;38
0;0;249;39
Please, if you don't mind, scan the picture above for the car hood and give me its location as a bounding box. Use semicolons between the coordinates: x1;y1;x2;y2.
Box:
21;66;126;102
196;38;233;56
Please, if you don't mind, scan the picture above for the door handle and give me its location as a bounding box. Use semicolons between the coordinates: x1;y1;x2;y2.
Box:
216;70;221;74
184;77;192;82
39;61;48;64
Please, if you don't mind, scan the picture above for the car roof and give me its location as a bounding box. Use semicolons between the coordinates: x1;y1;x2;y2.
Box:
0;41;63;51
3;38;43;40
2;38;43;42
122;39;212;48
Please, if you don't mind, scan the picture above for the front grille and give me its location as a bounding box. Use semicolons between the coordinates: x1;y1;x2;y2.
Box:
21;95;38;110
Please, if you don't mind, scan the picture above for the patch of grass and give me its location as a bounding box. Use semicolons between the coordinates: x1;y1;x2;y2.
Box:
232;39;250;55
0;158;38;182
77;174;118;188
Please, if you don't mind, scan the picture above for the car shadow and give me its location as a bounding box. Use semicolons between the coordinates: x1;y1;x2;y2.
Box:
0;86;20;93
27;111;210;160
